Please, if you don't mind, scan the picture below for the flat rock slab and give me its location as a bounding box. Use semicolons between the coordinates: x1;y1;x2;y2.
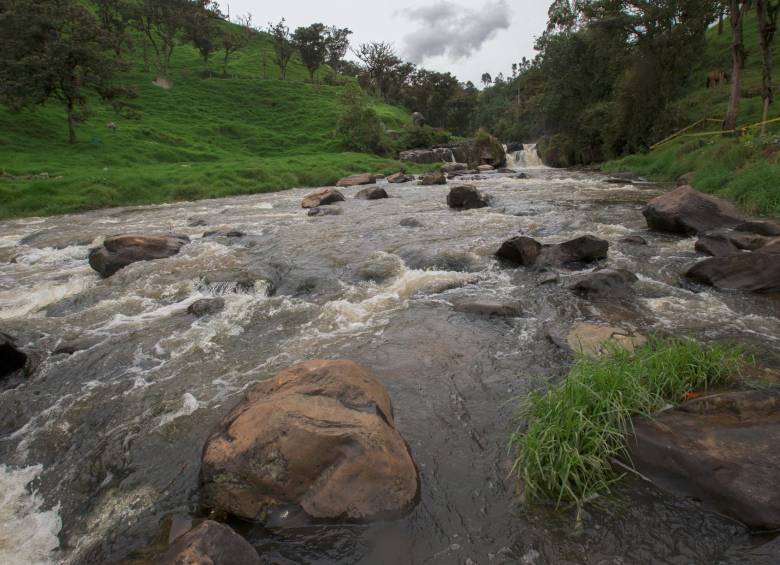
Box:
629;390;780;530
386;172;413;183
301;188;345;209
685;252;780;292
451;298;523;317
88;234;190;278
336;173;376;187
200;359;419;524
564;322;646;357
643;186;741;235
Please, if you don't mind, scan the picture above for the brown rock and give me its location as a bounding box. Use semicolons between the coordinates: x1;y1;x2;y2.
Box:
355;187;388;200
154;520;263;565
386;172;413;184
451;299;523;317
200;360;418;524
557;322;646;357
735;220;780;237
694;234;740;256
446;185;490;210
684;252;780;292
570;269;638;299
497;235;608;268
495;236;542;266
88;234;190;278
301;188;345;209
419;172;447;186
629;390;780;530
642;186;741;235
336;173;376;187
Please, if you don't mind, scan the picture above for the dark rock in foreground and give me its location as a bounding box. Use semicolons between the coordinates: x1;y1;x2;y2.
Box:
336;173;376;187
447;185;490;210
620;235;647;245
355;187;388;200
188;298;225;317
88;234;190;278
570;269;638;299
419;171;447;186
735;220;780;237
451;298;523;317
642;186;740;235
1;332;28;379
629;390;780;530
301;188;345;209
684;252;780;292
154;520;264;565
496;235;608;269
200;359;419;524
694;233;740;256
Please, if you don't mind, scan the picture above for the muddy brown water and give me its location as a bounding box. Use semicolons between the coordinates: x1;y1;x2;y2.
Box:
0;169;778;564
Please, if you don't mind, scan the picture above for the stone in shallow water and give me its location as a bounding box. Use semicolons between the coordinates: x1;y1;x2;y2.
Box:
88;234;190;278
451;298;523;317
419;171;447;185
629;390;780;530
557;322;646;357
684;252;780;292
301;188;345;208
399;217;423;228
570;269;638;299
336;173;376;187
200;359;419;524
446;185;490;210
387;172;413;183
355;187;388;200
187;298;225;317
496;235;608;269
642;186;740;235
153;520;264;565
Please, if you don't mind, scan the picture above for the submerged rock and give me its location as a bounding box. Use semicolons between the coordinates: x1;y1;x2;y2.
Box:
629;390;780;530
301;188;345;208
307;206;343;217
419;171;447;186
684;252;780;292
496;235;608;269
552;322;646;357
200;359;419;524
451;298;523;317
387;172;413;184
570;269;638;299
154;520;264;565
447;185;490;210
642;186;740;235
620;235;647;245
88;234;190;278
187;298;225;317
355;187;388;200
1;332;28;379
201;270;275;295
336;173;376;187
399;217;423;228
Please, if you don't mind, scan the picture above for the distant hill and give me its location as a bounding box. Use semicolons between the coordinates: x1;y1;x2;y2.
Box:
0;27;413;218
606;12;780;215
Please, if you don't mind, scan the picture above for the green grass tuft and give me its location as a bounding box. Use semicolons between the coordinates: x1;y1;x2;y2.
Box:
510;337;747;510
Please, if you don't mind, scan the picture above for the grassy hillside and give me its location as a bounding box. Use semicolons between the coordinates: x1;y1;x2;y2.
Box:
0;29;414;219
605;11;780;216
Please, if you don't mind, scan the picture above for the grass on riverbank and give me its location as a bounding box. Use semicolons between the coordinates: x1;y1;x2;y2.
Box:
0;25;419;219
604;13;780;216
510;338;746;510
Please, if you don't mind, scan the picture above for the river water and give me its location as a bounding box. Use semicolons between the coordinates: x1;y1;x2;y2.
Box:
0;169;778;564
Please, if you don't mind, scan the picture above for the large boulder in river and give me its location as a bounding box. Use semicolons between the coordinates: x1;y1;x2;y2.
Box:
154;520;264;565
301;188;345;209
419;171;447;186
496;235;608;268
447;185;490;210
1;332;28;380
570;269;638;299
694;233;740;256
642;186;740;235
629;390;780;530
735;220;780;237
88;234;190;278
468;132;506;168
200;359;419;524
355;187;388;200
336;173;376;188
684;252;780;292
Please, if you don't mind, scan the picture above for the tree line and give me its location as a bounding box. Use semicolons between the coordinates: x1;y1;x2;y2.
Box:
474;1;780;166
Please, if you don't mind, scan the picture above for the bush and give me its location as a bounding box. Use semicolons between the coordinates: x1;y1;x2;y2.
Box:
396;124;451;151
510;337;746;510
335;83;389;155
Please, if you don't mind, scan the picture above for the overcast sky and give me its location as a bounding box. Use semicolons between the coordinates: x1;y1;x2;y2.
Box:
224;1;550;85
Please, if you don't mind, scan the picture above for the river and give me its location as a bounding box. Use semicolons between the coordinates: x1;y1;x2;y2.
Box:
0;168;778;564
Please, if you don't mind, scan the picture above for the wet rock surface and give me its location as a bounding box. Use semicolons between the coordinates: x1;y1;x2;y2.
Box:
301;188;345;208
496;235;609;268
570;269;638;299
685;252;780;292
549;322;647;357
386;172;413;184
1;332;28;379
187;298;225;317
355;187;388;200
419;171;447;185
307;206;343;217
335;173;376;188
643;186;741;235
446;185;490;210
629;390;780;530
88;234;190;278
200;359;419;524
451;298;523;317
144;520;264;565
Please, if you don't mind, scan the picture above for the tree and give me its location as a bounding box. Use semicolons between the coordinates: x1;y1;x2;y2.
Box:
335;82;387;154
219;15;252;77
95;0;134;56
481;73;492;87
353;42;401;99
756;0;780;135
0;0;127;143
723;0;750;133
325;26;352;73
183;1;222;67
292;23;328;82
131;0;195;85
268;19;294;80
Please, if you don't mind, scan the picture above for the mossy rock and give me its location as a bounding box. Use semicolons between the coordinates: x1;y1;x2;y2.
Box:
468;132;506;168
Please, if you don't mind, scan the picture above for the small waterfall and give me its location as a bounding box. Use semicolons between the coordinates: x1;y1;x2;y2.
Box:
505;143;545;169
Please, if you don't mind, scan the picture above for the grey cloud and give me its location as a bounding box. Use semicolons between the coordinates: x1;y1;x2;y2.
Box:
402;1;511;63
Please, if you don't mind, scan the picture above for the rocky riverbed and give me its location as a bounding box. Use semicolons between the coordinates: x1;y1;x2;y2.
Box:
0;168;778;564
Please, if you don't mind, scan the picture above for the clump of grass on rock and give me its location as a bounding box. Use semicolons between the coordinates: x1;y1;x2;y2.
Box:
510;337;746;512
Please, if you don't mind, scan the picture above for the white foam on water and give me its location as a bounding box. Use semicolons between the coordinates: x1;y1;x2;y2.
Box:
157;393;200;427
0;274;94;320
0;465;62;565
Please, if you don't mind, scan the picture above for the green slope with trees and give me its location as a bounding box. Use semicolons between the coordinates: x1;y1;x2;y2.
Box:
0;1;417;219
